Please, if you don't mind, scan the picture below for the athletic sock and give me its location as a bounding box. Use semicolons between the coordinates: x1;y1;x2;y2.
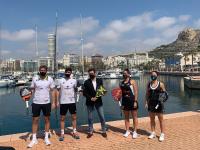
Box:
45;132;49;139
73;128;77;133
61;129;64;135
32;133;37;141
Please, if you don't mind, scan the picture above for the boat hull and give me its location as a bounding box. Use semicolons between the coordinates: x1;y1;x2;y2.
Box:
0;81;8;88
184;76;200;89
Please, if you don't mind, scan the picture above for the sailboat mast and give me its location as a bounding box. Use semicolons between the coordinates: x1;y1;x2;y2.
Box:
0;24;1;73
54;11;58;76
80;14;84;75
0;24;1;60
35;24;38;72
35;25;38;58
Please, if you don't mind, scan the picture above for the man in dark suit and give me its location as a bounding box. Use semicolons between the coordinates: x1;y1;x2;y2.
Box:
83;68;107;138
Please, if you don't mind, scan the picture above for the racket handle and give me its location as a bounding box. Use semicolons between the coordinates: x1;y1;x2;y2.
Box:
76;94;79;102
155;104;159;109
118;101;121;107
26;101;29;108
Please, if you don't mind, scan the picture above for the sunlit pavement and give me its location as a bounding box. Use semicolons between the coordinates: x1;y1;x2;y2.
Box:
0;111;199;150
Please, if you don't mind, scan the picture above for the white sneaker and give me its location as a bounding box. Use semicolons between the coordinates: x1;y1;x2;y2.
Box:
159;133;165;142
148;132;156;139
45;138;51;146
123;130;130;138
27;139;38;148
132;131;138;139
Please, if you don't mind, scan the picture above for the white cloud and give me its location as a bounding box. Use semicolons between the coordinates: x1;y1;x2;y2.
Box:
96;29;119;41
150;17;176;29
58;17;99;38
1;12;194;58
64;39;80;45
2;29;35;41
27;41;47;54
83;42;95;50
161;25;186;39
96;12;153;41
0;49;38;59
95;13;184;49
179;15;191;22
108;20;130;33
143;38;162;46
1;50;11;55
107;12;152;33
194;19;200;27
94;13;180;54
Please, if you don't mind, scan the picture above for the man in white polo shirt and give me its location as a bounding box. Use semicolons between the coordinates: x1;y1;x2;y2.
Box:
57;67;80;141
28;65;56;148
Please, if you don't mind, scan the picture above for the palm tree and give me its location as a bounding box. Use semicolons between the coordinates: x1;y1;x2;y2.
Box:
191;45;200;72
118;61;126;70
183;53;188;72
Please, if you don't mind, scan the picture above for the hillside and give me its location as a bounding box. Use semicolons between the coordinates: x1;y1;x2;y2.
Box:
149;28;200;58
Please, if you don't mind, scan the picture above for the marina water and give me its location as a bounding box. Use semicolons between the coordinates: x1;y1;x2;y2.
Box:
0;74;200;136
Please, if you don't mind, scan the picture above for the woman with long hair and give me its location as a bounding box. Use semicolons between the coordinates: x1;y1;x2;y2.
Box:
120;68;139;139
145;71;167;142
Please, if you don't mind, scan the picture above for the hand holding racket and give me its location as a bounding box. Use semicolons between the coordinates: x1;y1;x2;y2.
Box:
111;87;123;116
155;91;168;109
111;87;122;102
76;86;83;102
20;87;32;108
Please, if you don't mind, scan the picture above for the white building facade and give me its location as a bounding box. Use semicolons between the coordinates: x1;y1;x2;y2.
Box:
38;57;53;72
103;53;153;69
63;53;80;67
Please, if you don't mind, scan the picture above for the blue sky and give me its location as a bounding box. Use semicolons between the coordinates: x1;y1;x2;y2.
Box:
1;0;200;59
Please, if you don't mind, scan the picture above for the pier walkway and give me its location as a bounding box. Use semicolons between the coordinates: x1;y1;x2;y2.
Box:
151;71;200;76
0;111;200;150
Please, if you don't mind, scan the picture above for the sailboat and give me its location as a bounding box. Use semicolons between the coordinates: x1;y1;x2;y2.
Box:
0;25;9;87
0;80;8;87
0;75;15;88
75;14;88;102
184;75;200;89
77;14;88;82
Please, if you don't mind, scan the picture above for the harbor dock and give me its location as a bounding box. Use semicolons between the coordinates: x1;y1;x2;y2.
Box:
153;71;200;76
0;111;199;150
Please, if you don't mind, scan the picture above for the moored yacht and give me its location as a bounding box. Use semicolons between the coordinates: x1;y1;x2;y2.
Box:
184;75;200;89
0;75;15;88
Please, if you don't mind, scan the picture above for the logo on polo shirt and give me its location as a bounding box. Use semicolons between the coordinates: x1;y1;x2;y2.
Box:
64;86;69;89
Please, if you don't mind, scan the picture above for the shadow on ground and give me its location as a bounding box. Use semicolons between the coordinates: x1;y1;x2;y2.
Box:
0;147;15;150
106;125;150;136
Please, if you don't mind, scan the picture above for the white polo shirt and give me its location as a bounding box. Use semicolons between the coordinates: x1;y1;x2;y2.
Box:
57;78;77;104
30;75;55;104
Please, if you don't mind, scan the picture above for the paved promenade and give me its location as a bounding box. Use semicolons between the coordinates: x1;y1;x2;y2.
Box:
0;111;200;150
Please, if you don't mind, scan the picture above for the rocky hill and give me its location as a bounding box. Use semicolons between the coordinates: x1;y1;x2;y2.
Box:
149;28;200;58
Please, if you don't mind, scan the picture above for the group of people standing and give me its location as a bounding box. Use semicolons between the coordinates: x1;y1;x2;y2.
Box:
27;65;167;148
118;69;166;141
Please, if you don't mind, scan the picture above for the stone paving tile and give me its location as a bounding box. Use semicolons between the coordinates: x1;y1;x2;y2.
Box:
0;111;200;150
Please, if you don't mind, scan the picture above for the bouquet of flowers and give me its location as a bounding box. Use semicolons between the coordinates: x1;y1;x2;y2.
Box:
96;85;107;98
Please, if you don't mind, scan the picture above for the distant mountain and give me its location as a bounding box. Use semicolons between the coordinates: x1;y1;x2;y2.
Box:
149;28;200;58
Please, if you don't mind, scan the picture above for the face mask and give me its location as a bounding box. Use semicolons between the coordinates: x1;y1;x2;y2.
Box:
89;74;95;79
151;75;157;81
65;73;70;78
40;72;46;77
